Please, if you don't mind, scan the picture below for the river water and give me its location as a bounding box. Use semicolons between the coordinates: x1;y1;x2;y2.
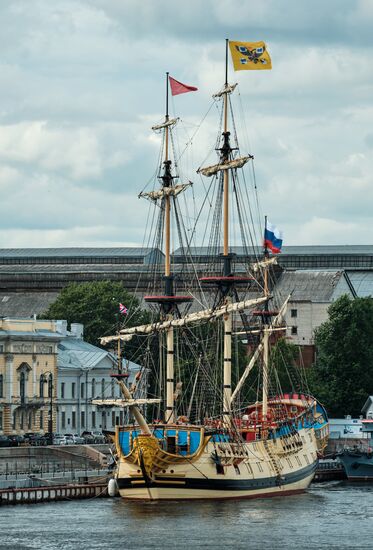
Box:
1;481;372;549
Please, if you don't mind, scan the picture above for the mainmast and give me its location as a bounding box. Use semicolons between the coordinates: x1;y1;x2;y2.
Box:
222;39;233;427
197;40;254;427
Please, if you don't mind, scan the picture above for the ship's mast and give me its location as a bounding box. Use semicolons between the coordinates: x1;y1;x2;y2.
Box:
142;74;193;425
164;73;171;280
222;39;232;427
223;42;230;259
262;216;269;422
163;72;175;425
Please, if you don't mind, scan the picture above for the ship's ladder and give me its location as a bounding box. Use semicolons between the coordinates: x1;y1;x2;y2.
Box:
263;439;283;482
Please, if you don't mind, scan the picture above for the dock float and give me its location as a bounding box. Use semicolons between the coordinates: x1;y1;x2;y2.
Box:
313;460;346;481
0;482;108;505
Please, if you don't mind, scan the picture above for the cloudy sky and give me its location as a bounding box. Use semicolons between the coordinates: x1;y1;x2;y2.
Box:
0;0;372;249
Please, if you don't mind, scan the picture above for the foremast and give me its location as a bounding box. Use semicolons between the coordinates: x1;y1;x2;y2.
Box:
142;73;192;425
163;72;175;426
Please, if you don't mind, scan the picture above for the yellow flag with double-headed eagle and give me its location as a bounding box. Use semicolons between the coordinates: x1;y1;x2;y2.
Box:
229;40;272;71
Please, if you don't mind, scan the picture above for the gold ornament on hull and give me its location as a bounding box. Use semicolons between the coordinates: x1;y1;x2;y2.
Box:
132;435;160;477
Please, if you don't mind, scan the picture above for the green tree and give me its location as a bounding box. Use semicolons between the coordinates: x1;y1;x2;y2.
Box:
40;281;150;356
309;294;373;417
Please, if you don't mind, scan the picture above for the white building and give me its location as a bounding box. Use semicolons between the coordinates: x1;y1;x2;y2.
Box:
362;396;373;420
328;416;363;440
56;321;144;434
274;270;355;365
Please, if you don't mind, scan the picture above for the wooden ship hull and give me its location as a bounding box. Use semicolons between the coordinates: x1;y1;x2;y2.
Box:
112;398;329;501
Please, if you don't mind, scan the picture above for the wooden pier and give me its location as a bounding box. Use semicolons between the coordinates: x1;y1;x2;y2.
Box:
0;482;108;505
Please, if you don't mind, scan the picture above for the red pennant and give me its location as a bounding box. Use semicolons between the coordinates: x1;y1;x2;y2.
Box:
169;76;198;96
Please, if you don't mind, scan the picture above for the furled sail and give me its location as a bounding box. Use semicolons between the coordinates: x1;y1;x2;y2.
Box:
197;156;253;177
213;83;238;98
139;183;192;201
151;117;178;131
92;398;161;408
100;295;268;345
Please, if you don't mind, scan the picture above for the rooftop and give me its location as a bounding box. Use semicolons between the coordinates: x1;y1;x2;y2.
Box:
173;245;373;256
274;270;349;302
0;292;59;317
0;247;161;258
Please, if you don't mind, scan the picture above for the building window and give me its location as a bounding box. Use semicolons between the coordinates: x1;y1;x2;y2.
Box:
291;326;298;335
291;309;297;318
81;411;85;428
72;411;76;429
72;382;76;399
13;411;16;430
111;379;115;397
40;375;45;397
92;411;96;428
0;411;3;430
40;411;43;430
91;378;96;398
61;383;65;399
47;374;53;398
81;382;85;399
101;378;105;398
0;374;3;398
112;410;115;426
20;372;26;403
61;412;66;430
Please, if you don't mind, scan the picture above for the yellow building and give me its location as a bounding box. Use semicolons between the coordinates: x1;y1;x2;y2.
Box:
0;318;62;435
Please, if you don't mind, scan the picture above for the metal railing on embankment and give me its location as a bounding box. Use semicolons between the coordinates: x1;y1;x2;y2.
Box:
0;460;108;480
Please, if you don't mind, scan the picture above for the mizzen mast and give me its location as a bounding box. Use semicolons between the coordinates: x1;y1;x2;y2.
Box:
262;216;270;422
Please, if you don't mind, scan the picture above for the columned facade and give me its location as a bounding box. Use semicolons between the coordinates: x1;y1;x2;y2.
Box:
0;319;61;435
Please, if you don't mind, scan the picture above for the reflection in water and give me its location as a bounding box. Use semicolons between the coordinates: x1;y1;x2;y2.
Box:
0;483;373;549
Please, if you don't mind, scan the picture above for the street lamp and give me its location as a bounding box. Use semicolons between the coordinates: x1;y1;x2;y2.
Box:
43;371;54;435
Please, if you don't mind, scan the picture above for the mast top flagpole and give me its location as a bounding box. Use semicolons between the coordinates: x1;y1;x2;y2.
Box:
225;38;229;87
223;38;230;261
166;71;169;121
264;215;268;258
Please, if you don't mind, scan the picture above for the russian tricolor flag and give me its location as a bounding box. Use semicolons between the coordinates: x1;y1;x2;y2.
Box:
264;221;283;254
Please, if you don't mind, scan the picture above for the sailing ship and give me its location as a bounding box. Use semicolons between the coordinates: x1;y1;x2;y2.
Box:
95;40;329;500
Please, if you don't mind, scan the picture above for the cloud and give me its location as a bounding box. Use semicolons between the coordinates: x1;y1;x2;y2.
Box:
0;0;372;249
